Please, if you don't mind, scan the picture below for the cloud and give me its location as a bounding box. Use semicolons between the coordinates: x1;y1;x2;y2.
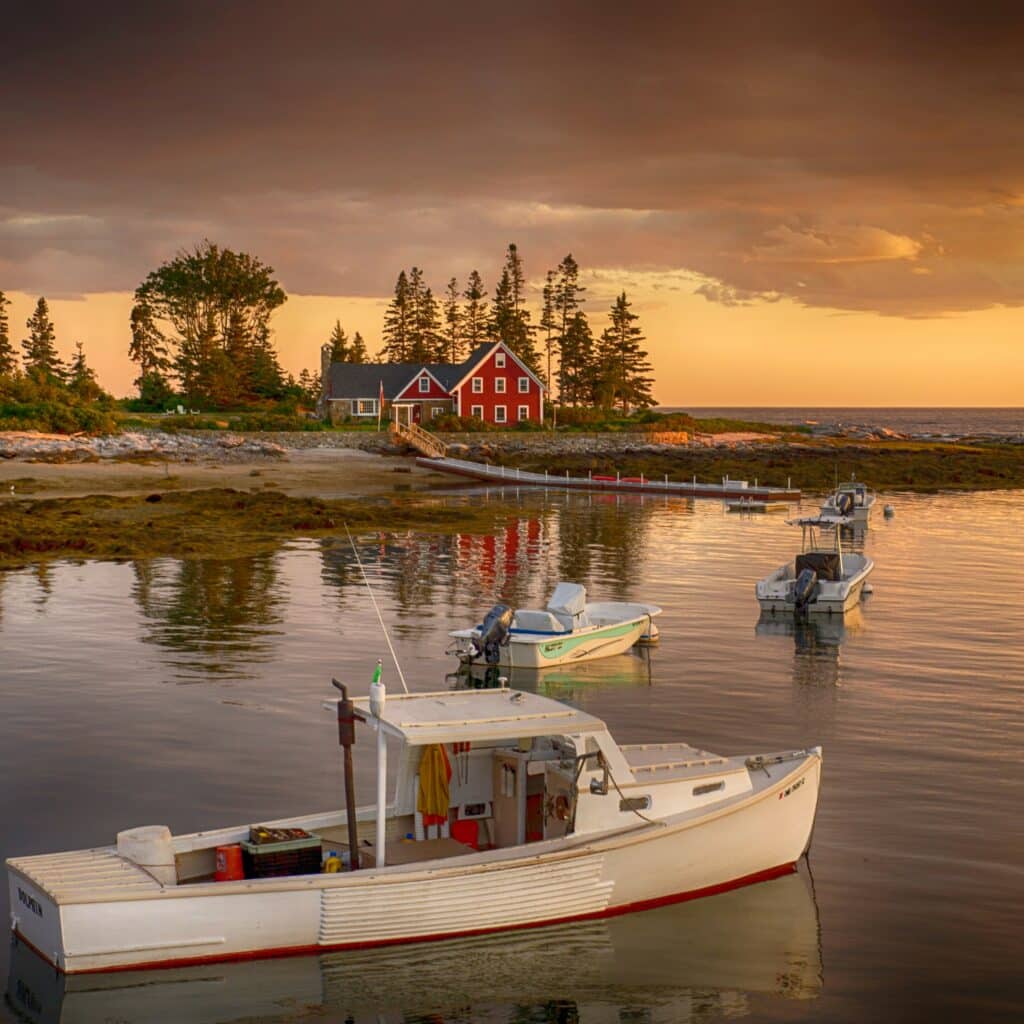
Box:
3;2;1024;316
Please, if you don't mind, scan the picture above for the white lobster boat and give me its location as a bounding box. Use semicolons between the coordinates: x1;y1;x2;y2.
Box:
820;480;876;523
7;685;821;975
448;583;662;669
756;515;874;615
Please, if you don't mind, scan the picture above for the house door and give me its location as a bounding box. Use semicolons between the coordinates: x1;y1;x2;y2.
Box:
412;404;422;424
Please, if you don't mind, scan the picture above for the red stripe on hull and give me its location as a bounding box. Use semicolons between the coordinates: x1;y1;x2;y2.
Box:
18;861;797;975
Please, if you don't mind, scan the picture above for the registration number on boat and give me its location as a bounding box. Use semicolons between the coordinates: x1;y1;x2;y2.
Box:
778;777;805;800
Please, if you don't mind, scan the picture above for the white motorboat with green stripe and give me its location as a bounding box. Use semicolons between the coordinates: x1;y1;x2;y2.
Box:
449;583;662;670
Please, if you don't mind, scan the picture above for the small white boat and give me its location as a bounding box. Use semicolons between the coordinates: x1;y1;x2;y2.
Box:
725;499;790;513
820;480;876;523
756;515;874;615
7;683;821;974
448;583;662;669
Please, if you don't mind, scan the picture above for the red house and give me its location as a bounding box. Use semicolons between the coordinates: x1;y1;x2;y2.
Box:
321;341;545;427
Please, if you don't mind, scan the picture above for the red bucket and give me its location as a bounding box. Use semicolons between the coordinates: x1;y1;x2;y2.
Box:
215;844;244;882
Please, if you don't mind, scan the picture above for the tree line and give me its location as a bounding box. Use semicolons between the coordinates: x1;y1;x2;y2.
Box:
373;244;655;412
0;291;104;397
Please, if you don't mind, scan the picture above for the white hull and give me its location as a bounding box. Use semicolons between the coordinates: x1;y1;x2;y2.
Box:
7;869;823;1021
9;751;821;974
756;556;873;615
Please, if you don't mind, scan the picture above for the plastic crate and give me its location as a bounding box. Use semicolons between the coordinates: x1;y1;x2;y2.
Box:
241;835;321;878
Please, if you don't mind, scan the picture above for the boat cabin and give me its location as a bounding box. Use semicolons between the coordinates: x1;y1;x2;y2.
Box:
159;687;751;883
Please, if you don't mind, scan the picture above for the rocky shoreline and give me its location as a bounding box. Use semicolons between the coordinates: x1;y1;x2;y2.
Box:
2;421;1021;467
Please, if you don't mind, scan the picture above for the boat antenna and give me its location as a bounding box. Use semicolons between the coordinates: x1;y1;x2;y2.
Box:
343;523;409;694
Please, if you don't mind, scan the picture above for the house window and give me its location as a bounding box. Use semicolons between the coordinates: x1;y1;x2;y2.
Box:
355;399;378;416
518;405;529;421
472;377;483;393
495;378;506;393
431;406;443;418
419;376;430;393
494;405;507;423
518;376;530;393
471;404;483;419
495;352;506;368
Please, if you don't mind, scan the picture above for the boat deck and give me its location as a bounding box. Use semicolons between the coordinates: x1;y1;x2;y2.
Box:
621;742;738;782
9;847;162;905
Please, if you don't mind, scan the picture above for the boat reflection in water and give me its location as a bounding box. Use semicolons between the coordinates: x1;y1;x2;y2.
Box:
756;605;865;688
451;648;655;699
6;869;822;1024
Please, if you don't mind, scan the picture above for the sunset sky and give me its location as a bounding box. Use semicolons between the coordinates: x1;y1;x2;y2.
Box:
3;2;1023;404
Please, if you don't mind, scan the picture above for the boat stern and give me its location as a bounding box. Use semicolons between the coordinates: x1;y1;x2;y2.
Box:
7;863;65;971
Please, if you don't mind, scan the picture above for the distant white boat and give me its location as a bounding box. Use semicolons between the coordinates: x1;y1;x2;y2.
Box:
7;685;821;974
449;583;661;669
820;480;876;523
725;498;791;513
756;515;874;615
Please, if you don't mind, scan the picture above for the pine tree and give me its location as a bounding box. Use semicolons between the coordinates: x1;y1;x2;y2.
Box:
298;368;319;405
327;320;349;362
129;300;173;406
552;255;586;404
597;292;655;413
505;243;539;371
68;341;102;401
539;269;556;390
410;274;441;363
462;270;489;350
248;323;287;399
0;290;17;375
381;270;412;362
22;297;65;382
558;310;596;406
349;331;369;363
442;277;463;363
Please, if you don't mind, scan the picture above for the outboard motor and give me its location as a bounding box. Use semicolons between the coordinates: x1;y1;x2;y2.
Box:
473;604;513;666
792;568;818;613
835;491;854;517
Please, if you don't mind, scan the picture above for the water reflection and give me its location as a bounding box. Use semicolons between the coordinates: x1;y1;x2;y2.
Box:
453;650;656;701
131;555;285;680
756;606;865;688
5;869;821;1024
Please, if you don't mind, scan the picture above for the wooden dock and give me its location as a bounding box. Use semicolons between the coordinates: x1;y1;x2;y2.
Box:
416;456;801;502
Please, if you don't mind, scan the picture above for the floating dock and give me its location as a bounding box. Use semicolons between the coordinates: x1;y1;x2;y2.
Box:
417;456;801;502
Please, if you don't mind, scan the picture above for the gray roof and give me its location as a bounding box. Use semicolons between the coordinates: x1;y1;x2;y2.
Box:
327;349;492;400
326;342;544;400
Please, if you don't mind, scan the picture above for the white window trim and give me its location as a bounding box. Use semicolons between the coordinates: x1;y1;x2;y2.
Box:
355;398;379;416
472;377;483;393
518;376;530;393
495;352;506;367
418;376;430;393
518;405;529;421
495;377;506;393
494;405;507;423
470;404;483;419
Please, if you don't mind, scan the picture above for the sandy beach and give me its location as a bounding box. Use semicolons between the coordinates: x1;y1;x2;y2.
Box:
0;447;452;501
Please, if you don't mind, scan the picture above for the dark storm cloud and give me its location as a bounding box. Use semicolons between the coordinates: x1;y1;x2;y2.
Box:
4;1;1024;314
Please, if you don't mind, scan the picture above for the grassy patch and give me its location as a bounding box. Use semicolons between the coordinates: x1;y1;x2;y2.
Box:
0;489;515;570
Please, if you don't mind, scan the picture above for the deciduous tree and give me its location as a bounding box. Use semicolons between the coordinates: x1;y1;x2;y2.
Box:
131;241;287;405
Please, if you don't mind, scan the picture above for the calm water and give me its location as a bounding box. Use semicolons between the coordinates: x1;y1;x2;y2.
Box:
2;488;1023;1022
674;407;1024;437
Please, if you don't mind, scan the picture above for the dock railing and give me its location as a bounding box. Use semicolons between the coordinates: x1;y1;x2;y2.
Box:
392;418;447;458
